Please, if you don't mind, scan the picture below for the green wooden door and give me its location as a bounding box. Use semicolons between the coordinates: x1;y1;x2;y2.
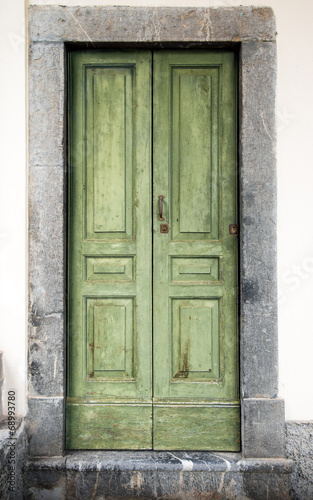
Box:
66;49;239;451
152;51;239;450
66;50;153;449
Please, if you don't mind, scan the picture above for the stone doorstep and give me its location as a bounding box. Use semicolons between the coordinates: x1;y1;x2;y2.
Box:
25;451;294;473
23;452;294;499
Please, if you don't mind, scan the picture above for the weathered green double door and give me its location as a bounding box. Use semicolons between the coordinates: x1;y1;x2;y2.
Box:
66;50;239;450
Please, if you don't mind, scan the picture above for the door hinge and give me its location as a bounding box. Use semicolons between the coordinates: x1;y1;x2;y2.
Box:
229;224;239;236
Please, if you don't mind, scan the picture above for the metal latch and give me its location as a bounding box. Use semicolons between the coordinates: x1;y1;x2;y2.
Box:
160;223;170;234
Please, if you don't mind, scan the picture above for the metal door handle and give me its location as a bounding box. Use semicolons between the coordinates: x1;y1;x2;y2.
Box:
158;195;165;221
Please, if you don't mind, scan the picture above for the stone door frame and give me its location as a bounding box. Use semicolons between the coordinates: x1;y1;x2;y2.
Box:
28;5;285;458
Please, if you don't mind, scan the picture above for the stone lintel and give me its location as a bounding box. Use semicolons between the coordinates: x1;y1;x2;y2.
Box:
29;5;276;44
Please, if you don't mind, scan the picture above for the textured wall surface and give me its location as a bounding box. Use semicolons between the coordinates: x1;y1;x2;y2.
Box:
23;452;293;500
0;420;26;500
286;422;313;500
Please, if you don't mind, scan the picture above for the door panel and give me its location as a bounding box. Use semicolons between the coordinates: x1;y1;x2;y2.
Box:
153;51;239;450
153;405;240;451
66;51;153;449
86;66;133;237
67;49;239;451
66;404;152;450
171;65;219;240
86;298;134;378
171;298;220;380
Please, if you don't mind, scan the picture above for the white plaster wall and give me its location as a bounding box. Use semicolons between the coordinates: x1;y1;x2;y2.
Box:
1;0;312;420
0;0;27;416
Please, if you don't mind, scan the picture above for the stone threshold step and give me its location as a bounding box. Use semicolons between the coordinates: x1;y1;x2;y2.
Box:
24;452;294;499
25;451;294;474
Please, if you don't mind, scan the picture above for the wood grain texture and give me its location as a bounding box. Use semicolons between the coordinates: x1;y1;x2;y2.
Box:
68;49;238;450
67;50;152;449
171;257;219;283
153;51;239;449
66;404;152;449
153;405;240;451
171;66;219;240
171;299;219;380
86;298;132;378
92;69;128;233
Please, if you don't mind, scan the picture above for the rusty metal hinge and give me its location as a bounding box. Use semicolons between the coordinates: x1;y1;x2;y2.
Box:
229;224;239;236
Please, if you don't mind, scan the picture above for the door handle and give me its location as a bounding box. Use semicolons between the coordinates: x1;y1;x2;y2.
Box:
158;195;165;221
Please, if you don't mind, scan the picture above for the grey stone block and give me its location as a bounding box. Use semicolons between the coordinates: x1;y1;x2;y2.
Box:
24;470;66;500
242;472;291;500
26;398;64;457
29;313;64;397
28;43;65;167
23;452;293;499
29;6;276;44
286;421;313;500
29;166;65;317
66;470;236;499
0;419;26;500
210;7;276;42
242;398;285;458
240;41;278;399
66;450;242;472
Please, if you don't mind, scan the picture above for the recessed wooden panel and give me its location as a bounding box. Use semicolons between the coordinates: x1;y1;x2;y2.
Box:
171;67;219;240
86;298;134;379
172;299;220;380
94;304;125;371
171;257;219;283
153;405;240;451
66;404;152;449
179;74;212;233
85;66;133;239
85;256;134;282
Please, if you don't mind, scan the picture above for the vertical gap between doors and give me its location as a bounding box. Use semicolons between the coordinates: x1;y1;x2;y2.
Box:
151;50;154;450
